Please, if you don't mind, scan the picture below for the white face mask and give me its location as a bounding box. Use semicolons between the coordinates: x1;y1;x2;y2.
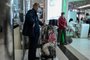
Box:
37;7;42;13
37;7;43;18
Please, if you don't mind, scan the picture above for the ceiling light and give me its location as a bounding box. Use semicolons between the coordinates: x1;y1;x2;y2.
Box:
78;4;90;9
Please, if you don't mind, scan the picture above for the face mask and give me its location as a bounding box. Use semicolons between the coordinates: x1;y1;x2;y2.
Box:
37;7;43;18
37;8;41;12
38;8;43;15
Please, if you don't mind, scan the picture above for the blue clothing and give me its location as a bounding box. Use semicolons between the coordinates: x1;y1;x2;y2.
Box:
22;8;43;60
22;9;43;36
23;9;43;60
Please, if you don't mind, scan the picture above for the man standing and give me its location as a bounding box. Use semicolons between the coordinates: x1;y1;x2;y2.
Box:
22;3;43;60
58;12;67;45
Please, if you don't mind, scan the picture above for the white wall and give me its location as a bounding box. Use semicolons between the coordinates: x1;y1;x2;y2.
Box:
47;0;62;20
30;0;44;9
85;9;90;15
68;0;84;2
31;0;44;5
45;0;62;24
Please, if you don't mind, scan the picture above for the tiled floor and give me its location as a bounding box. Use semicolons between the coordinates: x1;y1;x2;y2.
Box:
0;33;10;60
71;38;90;60
23;46;68;60
15;50;23;60
0;33;22;60
59;45;78;60
66;38;90;60
56;46;68;60
1;30;90;60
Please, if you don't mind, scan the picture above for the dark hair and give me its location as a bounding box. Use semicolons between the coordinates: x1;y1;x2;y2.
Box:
81;17;83;20
61;12;65;15
77;17;79;20
77;17;79;23
69;18;73;22
33;3;39;7
86;13;89;16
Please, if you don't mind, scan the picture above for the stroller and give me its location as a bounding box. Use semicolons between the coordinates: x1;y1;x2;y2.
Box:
37;25;57;60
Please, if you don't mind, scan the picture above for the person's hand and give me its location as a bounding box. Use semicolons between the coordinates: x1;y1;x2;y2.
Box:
44;23;47;26
66;27;69;30
33;23;35;27
64;26;67;28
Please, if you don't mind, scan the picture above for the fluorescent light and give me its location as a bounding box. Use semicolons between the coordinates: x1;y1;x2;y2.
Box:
78;4;90;9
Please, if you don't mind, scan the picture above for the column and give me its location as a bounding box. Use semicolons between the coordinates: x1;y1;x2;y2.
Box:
62;0;68;20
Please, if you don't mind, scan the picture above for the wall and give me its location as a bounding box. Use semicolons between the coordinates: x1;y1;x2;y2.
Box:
30;0;44;8
68;10;77;22
47;0;62;20
68;0;84;2
45;0;62;24
85;9;90;15
62;0;68;19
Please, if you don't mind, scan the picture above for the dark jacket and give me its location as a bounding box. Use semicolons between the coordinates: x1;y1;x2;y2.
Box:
22;9;43;36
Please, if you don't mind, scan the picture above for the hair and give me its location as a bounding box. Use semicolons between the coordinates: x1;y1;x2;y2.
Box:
81;17;83;20
77;17;79;20
77;17;79;23
33;3;39;8
61;12;65;15
69;18;73;22
86;13;89;16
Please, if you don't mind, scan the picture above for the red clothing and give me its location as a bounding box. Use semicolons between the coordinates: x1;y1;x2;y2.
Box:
48;30;56;44
58;16;67;29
